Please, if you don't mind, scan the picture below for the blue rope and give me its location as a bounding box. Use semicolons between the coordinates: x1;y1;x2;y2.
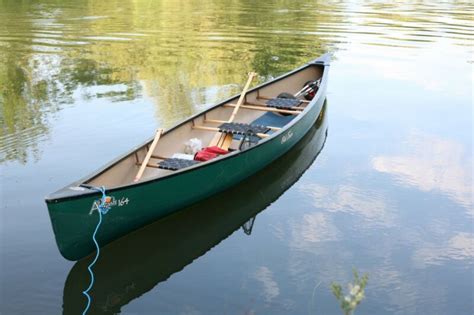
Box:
82;186;109;315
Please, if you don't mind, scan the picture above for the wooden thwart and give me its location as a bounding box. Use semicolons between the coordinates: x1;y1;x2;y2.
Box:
134;128;163;182
224;104;302;115
244;100;304;110
135;162;160;169
151;154;169;160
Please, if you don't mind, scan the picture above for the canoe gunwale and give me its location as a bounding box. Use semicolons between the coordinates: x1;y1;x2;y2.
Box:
45;54;331;203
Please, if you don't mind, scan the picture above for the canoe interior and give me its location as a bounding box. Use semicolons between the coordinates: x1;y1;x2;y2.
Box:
84;64;323;188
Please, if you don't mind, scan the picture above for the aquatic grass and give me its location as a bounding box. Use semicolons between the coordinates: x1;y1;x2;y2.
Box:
331;269;369;315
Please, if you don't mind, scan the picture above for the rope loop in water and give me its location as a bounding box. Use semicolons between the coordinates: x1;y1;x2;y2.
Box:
82;186;109;315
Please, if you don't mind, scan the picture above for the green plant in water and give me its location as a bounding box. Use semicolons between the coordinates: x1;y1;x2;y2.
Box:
331;269;369;315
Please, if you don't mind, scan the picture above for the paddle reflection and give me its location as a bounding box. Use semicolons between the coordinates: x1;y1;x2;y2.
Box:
63;102;328;315
242;216;257;235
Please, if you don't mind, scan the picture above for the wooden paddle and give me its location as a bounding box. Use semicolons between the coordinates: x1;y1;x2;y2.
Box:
209;72;257;150
134;128;163;182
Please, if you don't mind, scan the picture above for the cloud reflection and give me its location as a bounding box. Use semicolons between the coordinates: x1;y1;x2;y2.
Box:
413;232;474;267
254;266;280;303
298;183;395;227
290;212;340;247
372;132;473;214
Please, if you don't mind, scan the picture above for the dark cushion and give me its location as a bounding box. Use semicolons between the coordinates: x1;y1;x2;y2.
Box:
158;158;199;171
266;98;301;109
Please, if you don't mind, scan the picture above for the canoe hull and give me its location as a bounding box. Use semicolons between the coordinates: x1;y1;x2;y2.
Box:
46;56;329;260
63;105;328;314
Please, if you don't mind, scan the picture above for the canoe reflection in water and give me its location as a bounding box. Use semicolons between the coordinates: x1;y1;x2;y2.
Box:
63;102;328;314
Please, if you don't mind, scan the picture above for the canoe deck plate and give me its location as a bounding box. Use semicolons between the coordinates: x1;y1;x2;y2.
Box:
158;158;200;171
218;122;270;135
266;98;302;109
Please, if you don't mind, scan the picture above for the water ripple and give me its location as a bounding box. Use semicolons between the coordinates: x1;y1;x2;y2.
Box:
0;0;472;163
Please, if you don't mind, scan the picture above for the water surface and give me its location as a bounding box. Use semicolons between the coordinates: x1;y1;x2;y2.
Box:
1;1;472;314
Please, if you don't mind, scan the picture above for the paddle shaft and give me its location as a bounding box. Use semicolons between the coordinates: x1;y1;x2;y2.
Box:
210;72;257;148
228;72;257;123
134;128;163;182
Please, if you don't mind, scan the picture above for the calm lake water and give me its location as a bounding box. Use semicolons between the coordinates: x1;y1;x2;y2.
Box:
1;1;472;314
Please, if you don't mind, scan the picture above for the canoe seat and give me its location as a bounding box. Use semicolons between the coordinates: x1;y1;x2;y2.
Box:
251;112;295;128
158;158;199;171
233;112;295;142
218;122;270;136
266;98;302;110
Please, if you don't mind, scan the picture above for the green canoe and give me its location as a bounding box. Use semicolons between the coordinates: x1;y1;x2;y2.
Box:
63;105;328;314
45;54;330;260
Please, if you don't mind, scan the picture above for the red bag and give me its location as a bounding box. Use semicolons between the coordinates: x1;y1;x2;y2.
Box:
204;146;229;155
194;146;229;161
194;150;217;161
